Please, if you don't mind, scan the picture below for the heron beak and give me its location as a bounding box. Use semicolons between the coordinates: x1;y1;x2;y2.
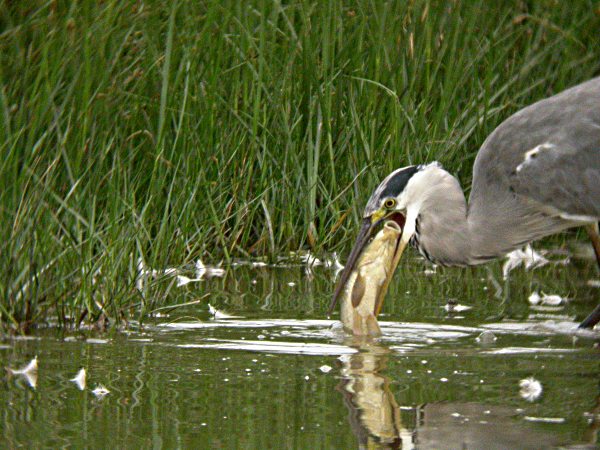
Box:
328;217;376;315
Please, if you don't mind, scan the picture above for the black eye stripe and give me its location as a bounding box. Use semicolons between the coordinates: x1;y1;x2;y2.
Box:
379;165;419;199
364;164;422;217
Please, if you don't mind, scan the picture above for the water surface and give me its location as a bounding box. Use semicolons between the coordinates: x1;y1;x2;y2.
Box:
2;250;599;448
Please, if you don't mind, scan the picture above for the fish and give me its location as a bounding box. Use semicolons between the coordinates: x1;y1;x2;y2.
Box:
340;221;403;336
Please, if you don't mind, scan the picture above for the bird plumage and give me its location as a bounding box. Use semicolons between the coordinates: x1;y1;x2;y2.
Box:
331;77;600;327
468;77;600;258
398;78;600;266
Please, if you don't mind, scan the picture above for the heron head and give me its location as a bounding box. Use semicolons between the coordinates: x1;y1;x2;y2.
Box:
329;165;420;314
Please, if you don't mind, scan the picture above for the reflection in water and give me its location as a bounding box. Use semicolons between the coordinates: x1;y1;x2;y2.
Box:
6;356;38;389
337;339;598;449
337;340;409;448
6;369;38;389
1;254;599;448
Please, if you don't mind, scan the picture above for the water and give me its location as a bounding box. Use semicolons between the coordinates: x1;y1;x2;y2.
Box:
1;250;599;448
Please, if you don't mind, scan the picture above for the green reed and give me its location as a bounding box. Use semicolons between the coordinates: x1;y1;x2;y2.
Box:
0;0;598;331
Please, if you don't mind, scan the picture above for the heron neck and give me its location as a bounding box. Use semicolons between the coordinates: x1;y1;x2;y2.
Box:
408;167;499;266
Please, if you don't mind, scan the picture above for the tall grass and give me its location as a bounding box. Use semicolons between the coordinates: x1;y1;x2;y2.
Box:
0;0;598;331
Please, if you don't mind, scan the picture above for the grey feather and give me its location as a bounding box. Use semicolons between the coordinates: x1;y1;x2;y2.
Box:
361;78;600;266
466;77;600;259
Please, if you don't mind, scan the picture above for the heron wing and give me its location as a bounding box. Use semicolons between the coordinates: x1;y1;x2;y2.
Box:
470;77;600;223
509;142;600;220
467;78;600;258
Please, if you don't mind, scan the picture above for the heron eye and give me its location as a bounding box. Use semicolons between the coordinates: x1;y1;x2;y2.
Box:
384;198;396;209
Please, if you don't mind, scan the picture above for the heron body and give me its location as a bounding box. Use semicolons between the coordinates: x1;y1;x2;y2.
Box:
331;77;600;328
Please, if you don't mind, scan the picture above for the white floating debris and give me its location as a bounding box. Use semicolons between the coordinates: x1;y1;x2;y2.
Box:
6;356;38;389
301;252;322;267
287;282;296;287
136;257;184;290
503;244;549;279
70;368;86;390
476;330;497;344
523;416;565;423
319;365;332;373
7;356;38;376
519;377;543;402
440;377;448;382
528;291;566;306
92;384;110;398
176;275;201;287
209;303;223;318
251;261;268;268
424;265;437;276
324;252;344;274
444;300;472;313
137;258;173;289
304;375;310;381
195;259;225;278
208;304;240;319
539;293;565;306
528;291;541;305
86;338;109;344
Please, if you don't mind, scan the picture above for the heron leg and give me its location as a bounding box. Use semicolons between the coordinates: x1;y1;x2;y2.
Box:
578;223;600;329
586;223;600;267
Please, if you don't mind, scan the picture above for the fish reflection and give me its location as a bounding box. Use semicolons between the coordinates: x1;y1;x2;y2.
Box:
336;341;592;449
337;341;409;448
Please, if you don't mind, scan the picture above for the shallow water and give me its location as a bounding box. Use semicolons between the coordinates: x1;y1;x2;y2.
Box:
1;250;599;448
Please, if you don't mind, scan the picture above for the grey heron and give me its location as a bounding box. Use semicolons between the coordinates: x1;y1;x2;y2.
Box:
330;77;600;329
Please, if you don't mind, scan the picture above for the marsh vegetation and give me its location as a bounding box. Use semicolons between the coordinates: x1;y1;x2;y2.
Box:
0;1;598;330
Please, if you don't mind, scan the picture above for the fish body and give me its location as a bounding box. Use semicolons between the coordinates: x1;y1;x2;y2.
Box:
340;221;402;336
